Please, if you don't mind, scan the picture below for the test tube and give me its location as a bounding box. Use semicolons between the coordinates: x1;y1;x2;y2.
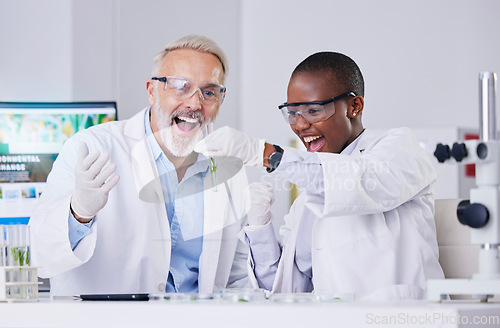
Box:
0;225;6;266
1;224;37;300
5;225;30;267
204;122;218;191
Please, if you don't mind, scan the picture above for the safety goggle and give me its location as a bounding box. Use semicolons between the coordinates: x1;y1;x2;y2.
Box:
278;92;355;124
152;76;226;105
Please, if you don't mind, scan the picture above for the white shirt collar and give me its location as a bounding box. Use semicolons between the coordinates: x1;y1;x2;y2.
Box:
340;130;365;155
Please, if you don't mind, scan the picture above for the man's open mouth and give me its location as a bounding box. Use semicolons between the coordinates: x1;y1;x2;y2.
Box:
174;116;201;132
168;108;205;136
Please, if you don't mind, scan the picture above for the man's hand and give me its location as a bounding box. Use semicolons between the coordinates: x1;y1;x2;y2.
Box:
245;182;275;226
70;141;120;223
194;126;266;168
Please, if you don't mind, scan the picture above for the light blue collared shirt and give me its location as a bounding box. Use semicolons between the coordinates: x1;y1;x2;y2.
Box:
69;108;209;293
144;108;208;293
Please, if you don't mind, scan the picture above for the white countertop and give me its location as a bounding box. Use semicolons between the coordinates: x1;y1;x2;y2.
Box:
0;294;499;328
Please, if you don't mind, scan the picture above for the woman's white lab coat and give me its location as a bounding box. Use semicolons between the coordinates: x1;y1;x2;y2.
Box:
29;108;250;296
271;128;444;300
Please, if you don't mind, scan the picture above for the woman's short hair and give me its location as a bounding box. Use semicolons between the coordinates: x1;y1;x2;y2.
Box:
292;52;364;97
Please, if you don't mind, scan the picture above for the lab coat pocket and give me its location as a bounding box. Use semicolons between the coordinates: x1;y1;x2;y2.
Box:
312;213;391;250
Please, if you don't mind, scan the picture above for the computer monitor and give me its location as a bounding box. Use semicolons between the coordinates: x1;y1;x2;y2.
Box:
0;101;118;224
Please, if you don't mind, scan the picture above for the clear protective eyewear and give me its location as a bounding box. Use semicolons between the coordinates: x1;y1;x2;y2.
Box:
278;92;356;124
152;76;226;105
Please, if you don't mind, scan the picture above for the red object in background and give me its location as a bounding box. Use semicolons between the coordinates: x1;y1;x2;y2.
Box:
464;133;479;177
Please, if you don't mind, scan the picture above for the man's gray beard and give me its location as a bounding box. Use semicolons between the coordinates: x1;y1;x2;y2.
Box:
153;103;203;158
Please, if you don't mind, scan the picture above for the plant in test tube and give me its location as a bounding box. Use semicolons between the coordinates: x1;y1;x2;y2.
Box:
210;157;217;175
205;123;218;191
11;246;30;266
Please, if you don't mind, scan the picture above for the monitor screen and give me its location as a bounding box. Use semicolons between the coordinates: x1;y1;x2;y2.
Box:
0;102;118;224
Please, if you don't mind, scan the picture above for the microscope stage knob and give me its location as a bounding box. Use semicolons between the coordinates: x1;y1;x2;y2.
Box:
434;143;451;163
451;142;468;162
457;200;489;228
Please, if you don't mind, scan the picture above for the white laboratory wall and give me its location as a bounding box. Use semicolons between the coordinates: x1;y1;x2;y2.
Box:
0;0;117;102
72;0;117;102
0;0;73;101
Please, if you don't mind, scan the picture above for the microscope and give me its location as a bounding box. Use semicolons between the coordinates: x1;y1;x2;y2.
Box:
427;72;500;302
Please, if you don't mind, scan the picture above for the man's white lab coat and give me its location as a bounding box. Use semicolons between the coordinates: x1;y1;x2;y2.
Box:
265;128;444;299
29;108;250;296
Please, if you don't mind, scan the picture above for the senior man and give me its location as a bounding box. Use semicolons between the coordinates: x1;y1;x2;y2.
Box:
30;35;250;296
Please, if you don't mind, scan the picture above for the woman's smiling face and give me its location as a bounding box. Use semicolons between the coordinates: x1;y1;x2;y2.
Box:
287;71;355;154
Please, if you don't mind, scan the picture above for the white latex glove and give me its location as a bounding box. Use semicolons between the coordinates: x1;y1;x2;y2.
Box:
70;141;120;220
194;126;266;168
245;182;275;226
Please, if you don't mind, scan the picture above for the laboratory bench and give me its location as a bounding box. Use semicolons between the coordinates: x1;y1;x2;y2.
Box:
0;292;499;328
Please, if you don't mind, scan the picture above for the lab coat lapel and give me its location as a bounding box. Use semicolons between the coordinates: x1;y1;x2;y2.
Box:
125;108;171;266
125;108;164;204
273;196;305;293
130;138;164;203
353;129;381;155
198;182;227;293
347;130;370;157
